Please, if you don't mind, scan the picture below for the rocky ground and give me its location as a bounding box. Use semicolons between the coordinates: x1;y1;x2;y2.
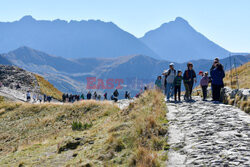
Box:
166;96;250;167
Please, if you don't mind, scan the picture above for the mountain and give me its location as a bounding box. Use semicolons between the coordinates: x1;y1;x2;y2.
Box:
0;65;62;101
0;55;12;65
0;15;159;59
2;47;249;96
140;17;230;62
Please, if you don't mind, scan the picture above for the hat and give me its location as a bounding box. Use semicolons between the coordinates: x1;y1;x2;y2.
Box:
177;69;182;73
169;63;174;66
199;71;203;75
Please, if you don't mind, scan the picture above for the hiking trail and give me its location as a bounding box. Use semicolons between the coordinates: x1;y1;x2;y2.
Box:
166;96;250;167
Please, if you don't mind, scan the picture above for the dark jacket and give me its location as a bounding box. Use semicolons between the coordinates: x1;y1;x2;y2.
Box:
183;69;196;83
174;76;183;86
211;67;225;85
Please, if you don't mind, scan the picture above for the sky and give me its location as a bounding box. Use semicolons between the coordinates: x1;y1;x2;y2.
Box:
0;0;250;53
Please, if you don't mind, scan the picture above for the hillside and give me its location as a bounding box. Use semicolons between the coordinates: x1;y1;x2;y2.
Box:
0;90;168;166
140;17;229;62
2;47;249;95
0;65;62;101
224;61;250;89
0;15;159;59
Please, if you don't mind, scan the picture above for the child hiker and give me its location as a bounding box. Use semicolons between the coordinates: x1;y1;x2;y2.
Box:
173;70;183;102
200;71;209;101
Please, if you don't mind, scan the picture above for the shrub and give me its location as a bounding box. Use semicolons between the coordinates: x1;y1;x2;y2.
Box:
71;121;92;131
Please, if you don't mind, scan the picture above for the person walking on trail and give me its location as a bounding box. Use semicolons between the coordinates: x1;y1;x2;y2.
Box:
211;63;225;101
104;92;107;100
32;94;37;103
173;70;183;102
80;93;84;100
93;91;97;100
155;76;162;90
87;91;92;100
183;62;197;101
112;89;119;102
200;71;209;101
26;91;31;102
162;63;176;101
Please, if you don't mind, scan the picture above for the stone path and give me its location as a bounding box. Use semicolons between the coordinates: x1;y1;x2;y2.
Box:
166;97;250;167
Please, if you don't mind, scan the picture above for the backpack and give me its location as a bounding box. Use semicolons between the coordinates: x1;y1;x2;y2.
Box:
164;69;176;86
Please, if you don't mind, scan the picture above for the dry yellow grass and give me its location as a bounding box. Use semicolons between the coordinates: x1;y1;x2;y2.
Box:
0;90;168;167
35;74;63;100
224;62;250;89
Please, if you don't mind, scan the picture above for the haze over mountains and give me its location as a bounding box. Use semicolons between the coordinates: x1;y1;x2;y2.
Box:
0;15;231;62
140;17;230;62
1;47;249;95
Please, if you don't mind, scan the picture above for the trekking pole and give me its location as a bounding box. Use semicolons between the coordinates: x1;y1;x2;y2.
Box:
234;58;239;89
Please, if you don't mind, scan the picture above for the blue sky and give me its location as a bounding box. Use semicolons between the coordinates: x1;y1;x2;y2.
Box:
0;0;250;52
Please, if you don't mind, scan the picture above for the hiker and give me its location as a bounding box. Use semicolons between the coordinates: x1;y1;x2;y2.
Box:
112;89;119;102
16;83;21;90
200;71;209;101
26;91;31;102
47;96;52;103
104;92;107;100
93;91;97;100
81;93;85;100
183;62;197;101
38;95;43;103
44;94;47;102
65;94;69;102
211;63;225;101
87;91;92;100
97;94;101;100
162;63;176;101
62;93;66;102
125;91;129;99
32;93;37;102
155;76;162;90
173;70;183;102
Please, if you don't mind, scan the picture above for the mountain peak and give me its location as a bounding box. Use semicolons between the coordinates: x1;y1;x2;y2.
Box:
20;15;36;22
174;17;188;24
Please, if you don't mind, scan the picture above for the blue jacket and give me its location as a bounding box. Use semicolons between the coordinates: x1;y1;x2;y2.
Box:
211;68;225;85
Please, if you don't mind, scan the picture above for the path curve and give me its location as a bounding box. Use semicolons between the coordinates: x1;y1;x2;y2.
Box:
166;97;250;167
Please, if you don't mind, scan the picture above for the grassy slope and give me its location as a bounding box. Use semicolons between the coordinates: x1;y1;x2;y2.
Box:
35;74;63;100
224;62;250;89
0;90;168;167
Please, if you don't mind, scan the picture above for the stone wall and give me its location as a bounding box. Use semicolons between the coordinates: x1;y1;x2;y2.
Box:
220;87;250;113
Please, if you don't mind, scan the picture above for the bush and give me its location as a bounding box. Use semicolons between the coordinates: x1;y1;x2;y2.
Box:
71;121;92;131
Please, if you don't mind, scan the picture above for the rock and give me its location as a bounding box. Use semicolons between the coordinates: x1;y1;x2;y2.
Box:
58;137;84;153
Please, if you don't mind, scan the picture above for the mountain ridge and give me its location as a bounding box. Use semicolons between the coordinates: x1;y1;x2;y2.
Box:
140;17;230;62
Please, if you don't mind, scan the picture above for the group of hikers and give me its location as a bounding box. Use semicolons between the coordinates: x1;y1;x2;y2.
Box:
155;58;225;102
26;91;52;103
62;89;132;103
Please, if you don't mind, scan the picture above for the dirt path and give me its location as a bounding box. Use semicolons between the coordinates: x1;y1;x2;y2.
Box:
166;97;250;167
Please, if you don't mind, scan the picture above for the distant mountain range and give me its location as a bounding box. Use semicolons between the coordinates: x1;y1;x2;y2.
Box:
1;47;249;96
0;16;234;62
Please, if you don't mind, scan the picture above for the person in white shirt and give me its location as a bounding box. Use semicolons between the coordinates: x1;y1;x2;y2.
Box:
162;63;176;101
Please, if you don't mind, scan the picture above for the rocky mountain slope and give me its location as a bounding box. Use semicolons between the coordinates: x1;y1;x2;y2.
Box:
0;65;62;101
140;17;230;62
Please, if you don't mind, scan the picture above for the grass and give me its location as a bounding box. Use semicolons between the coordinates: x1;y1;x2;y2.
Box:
224;62;250;89
0;90;168;166
35;74;63;100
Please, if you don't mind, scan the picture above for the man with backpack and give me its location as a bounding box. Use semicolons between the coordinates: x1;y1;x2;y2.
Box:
162;63;176;102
